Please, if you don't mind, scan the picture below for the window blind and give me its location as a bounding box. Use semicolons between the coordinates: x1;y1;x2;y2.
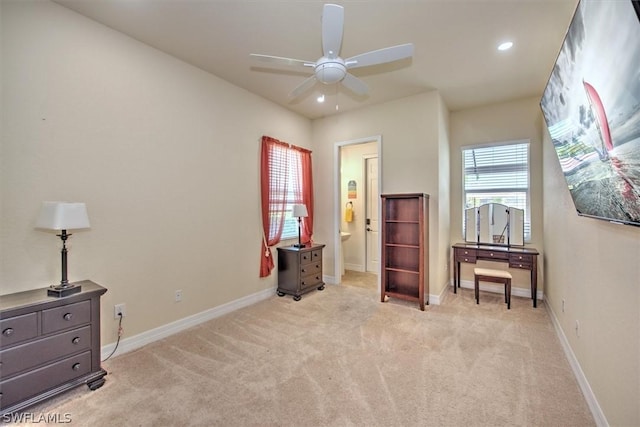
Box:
462;141;530;238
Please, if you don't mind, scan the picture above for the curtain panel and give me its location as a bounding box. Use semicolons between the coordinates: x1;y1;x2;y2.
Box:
259;136;314;278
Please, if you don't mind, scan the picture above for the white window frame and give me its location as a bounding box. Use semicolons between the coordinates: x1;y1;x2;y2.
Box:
461;140;531;241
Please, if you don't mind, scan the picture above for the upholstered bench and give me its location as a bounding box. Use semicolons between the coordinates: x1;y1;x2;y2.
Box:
474;268;512;309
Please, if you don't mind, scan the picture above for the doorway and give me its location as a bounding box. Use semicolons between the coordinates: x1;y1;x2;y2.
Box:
334;136;381;290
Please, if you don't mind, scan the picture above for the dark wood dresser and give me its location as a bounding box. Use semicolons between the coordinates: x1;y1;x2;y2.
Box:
0;280;107;415
277;244;325;301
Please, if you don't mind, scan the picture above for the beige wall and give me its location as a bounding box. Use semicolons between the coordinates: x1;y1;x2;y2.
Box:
449;97;545;293
1;0;311;343
311;91;451;298
543;130;640;426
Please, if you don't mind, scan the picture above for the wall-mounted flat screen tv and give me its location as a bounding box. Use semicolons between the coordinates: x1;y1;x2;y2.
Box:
541;0;640;227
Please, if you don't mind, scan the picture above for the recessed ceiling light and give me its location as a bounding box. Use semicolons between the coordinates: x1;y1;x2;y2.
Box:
498;41;513;51
317;94;325;103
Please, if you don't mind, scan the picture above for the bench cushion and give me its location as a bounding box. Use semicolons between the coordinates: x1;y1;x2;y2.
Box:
474;268;512;279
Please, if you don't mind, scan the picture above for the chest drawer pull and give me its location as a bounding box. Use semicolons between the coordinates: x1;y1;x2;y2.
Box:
63;313;73;321
3;328;14;337
72;337;81;344
72;362;81;371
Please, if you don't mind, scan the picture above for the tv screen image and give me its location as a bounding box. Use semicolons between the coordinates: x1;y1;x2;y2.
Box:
541;0;640;227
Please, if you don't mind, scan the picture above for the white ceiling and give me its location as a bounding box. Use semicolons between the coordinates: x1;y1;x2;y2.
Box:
53;0;577;120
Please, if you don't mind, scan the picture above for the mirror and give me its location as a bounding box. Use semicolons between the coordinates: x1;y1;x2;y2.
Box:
464;203;524;246
464;207;477;243
509;207;524;246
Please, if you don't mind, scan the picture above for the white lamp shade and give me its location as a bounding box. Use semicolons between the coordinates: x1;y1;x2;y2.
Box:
36;202;91;230
292;204;308;218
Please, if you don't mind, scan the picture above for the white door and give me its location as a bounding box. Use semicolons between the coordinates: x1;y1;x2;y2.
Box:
365;156;379;273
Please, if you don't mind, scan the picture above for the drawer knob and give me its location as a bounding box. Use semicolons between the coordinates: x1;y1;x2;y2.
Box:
2;328;14;337
63;313;73;321
490;253;494;257
301;268;306;273
519;264;523;267
72;337;81;344
72;363;81;371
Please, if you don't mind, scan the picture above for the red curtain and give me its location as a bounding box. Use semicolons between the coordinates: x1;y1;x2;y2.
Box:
296;147;314;244
259;136;314;277
260;136;289;277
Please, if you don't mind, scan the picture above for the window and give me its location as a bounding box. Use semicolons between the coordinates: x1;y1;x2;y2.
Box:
462;141;530;239
270;148;304;240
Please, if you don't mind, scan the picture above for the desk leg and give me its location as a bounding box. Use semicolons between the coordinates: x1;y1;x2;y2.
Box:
454;261;460;293
531;257;538;308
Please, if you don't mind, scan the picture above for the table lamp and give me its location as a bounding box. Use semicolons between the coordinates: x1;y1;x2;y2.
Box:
36;201;90;297
292;204;308;248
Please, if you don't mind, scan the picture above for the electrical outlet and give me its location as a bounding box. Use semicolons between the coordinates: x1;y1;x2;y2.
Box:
114;303;126;319
175;290;182;302
575;320;580;337
562;299;565;313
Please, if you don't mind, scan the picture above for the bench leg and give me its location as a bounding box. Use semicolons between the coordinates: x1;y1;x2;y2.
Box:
506;279;511;309
474;276;479;304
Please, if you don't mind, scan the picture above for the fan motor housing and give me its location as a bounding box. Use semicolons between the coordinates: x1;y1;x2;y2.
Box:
315;59;346;84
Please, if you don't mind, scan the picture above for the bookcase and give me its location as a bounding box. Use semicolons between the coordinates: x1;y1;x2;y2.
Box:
380;193;429;310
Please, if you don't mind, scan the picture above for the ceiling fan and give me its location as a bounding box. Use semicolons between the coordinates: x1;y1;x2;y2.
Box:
249;3;414;100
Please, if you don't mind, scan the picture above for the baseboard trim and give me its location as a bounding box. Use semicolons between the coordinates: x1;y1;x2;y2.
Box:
456;279;544;300
545;300;608;427
101;287;275;360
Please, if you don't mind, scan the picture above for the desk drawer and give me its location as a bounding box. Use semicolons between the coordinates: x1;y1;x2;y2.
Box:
509;253;534;269
477;249;509;260
0;326;91;378
455;248;477;263
42;301;90;335
0;313;38;348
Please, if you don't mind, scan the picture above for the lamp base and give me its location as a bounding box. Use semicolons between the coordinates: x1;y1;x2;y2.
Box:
48;283;82;298
292;243;306;248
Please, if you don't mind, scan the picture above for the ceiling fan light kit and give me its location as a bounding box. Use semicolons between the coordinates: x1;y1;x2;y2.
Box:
250;3;414;101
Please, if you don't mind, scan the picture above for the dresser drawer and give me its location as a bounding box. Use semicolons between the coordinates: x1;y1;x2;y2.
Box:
300;273;323;289
300;262;321;276
0;326;91;378
0;351;91;410
509;253;534;269
0;313;38;348
455;248;477;263
477;249;509;260
42;301;90;335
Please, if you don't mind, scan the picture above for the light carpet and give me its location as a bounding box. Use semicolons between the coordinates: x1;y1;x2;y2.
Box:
19;283;594;426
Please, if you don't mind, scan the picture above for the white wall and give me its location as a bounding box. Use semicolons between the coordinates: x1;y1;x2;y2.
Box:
449;96;545;293
1;0;310;344
543;129;640;426
312;91;451;298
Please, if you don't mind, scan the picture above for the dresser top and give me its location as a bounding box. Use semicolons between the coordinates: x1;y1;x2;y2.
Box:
277;243;325;253
0;280;107;314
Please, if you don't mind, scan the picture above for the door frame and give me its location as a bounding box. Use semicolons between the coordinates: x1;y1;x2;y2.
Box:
333;135;382;289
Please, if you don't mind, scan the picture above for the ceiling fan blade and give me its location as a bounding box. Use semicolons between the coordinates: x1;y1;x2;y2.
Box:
289;75;317;99
249;54;314;70
345;43;414;70
341;73;368;96
322;4;344;59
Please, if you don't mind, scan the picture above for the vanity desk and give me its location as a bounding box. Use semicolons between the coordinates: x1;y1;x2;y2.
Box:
456;203;539;307
452;243;539;307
